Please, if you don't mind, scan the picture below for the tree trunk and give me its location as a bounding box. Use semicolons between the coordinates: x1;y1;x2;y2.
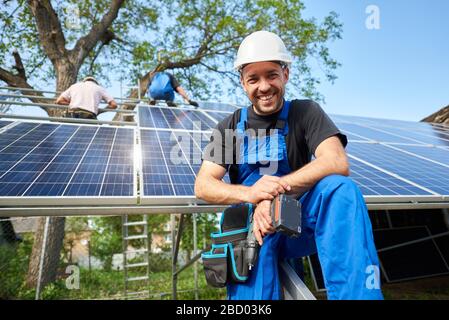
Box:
26;217;66;289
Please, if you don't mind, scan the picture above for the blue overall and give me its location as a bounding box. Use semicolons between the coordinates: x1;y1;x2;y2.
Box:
148;72;175;102
227;101;383;300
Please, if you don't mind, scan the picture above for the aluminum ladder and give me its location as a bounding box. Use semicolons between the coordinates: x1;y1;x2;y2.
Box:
122;214;151;299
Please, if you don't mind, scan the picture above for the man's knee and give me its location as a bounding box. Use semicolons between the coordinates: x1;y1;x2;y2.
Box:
312;175;363;202
316;174;356;189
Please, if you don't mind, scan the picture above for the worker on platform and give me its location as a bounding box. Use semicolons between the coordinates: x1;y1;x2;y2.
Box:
147;71;198;107
194;31;383;300
56;76;117;119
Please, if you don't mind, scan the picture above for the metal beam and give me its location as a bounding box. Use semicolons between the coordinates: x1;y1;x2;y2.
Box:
2;201;449;217
174;247;210;277
0;98;136;113
0;205;228;217
279;261;316;300
0;113;136;126
0;86;142;103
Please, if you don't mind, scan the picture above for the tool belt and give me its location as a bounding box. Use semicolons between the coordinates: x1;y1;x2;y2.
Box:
202;203;259;288
65;108;97;120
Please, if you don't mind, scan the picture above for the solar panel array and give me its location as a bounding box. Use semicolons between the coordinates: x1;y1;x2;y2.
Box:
0;122;135;205
330;115;449;201
1;101;449;207
309;225;449;289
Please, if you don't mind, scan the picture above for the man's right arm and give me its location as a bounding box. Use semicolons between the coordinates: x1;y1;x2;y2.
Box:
56;88;71;105
194;160;290;205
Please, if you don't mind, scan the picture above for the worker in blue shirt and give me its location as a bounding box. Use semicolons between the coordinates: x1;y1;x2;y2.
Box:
195;31;383;300
147;71;198;107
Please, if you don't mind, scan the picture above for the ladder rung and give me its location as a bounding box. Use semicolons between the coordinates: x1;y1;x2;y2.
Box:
124;249;148;254
124;235;147;240
127;276;149;282
125;262;149;268
124;221;147;226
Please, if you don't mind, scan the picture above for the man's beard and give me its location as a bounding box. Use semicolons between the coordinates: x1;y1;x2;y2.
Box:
251;88;284;115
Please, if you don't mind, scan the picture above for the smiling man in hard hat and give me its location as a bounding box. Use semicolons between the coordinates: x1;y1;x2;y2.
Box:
195;31;383;300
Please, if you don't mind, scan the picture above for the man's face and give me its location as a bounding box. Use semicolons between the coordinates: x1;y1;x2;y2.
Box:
240;61;289;116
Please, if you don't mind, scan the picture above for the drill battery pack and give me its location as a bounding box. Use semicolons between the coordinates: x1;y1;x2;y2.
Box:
270;194;302;238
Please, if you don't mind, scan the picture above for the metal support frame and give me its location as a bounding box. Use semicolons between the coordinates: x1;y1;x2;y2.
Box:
0;85;141;103
0;94;137;112
0;113;136;127
172;214;185;300
2;202;449;218
279;260;316;300
193;213;199;300
35;216;50;300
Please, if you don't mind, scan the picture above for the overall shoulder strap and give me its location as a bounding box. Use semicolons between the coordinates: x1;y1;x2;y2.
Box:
275;100;291;135
236;107;249;134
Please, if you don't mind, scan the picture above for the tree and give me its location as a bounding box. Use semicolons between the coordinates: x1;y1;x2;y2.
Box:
116;0;343;115
0;0;342;289
180;213;218;261
90;216;122;271
1;0;135;289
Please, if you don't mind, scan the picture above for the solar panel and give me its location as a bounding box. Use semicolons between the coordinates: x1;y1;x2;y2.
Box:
348;157;433;197
378;238;449;282
365;124;449;147
347;142;449;196
138;105;218;130
374;226;431;249
1;107;449;209
203;110;232;122
0;122;135;205
197;101;239;112
337;122;427;144
139;128;230;203
388;144;449;166
331;114;442;131
308;226;449;290
0;120;11;129
140;129;198;202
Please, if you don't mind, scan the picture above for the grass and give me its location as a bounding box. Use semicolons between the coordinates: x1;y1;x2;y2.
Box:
1;237;447;300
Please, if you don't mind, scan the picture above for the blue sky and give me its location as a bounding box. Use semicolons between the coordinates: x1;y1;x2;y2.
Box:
301;0;449;121
8;1;449;122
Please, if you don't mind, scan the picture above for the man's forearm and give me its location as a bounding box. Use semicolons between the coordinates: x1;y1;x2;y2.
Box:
281;155;349;198
195;176;250;205
176;86;189;101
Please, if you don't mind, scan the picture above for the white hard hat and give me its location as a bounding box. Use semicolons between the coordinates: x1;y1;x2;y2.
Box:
83;76;99;85
234;30;293;71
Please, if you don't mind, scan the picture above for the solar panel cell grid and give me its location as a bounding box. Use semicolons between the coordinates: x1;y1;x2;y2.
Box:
366;125;449;147
349;158;432;196
140;130;175;196
138;105;217;130
347;142;449;195
24;126;97;196
0;124;76;196
389;144;449;166
337;122;423;144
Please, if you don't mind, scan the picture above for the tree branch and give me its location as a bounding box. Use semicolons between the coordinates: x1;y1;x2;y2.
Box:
0;51;53;111
12;50;26;80
70;0;125;65
28;0;68;64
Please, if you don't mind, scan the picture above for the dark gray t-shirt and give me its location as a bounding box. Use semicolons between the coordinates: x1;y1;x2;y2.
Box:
202;99;347;183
